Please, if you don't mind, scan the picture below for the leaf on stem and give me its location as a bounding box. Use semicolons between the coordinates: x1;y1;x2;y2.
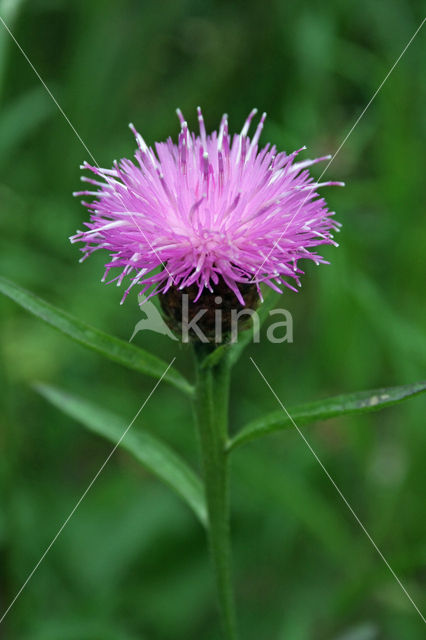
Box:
35;383;207;526
0;277;194;396
228;380;426;451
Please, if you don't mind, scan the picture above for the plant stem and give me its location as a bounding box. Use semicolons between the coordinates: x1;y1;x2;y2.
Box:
193;344;238;640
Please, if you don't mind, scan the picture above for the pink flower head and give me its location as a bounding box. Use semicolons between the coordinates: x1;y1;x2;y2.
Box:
71;108;342;305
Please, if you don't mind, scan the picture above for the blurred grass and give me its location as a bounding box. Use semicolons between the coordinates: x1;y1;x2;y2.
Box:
0;1;425;638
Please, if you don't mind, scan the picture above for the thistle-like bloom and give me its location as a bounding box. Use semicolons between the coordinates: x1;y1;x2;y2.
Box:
71;108;342;304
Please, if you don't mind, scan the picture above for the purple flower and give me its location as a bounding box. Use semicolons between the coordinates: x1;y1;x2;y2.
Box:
71;108;342;305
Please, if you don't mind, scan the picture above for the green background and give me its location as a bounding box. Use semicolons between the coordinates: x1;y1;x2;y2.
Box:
1;0;425;638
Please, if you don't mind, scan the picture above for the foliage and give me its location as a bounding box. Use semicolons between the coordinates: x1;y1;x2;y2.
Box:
1;1;425;638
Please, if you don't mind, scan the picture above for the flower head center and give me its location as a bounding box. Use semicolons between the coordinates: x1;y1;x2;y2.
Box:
192;229;226;254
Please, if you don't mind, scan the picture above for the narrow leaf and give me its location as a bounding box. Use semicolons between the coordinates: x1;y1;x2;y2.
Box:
35;383;207;526
228;380;426;451
0;277;193;396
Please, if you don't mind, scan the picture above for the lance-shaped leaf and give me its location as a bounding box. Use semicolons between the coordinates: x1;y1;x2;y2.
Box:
35;383;207;526
0;277;193;397
228;380;426;451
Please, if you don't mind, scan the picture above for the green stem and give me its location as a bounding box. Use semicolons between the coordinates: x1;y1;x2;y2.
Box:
193;344;238;640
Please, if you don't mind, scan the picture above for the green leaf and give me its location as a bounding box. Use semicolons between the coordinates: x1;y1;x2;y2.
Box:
0;277;194;397
35;383;207;527
228;380;426;451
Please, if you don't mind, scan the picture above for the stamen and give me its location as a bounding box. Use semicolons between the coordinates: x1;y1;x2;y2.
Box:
218;150;224;192
222;118;230;158
178;132;187;173
129;123;148;153
189;196;204;222
197;106;207;151
176;108;185;125
248;112;267;155
240;108;258;136
290;154;332;172
202;151;210;196
218;113;228;151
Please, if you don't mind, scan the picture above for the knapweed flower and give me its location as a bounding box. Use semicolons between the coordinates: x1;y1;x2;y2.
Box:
71;108;342;307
